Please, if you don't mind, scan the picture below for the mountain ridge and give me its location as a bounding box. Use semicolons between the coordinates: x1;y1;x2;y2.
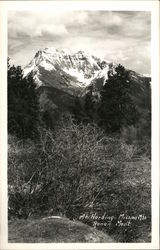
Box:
23;47;150;92
23;47;151;130
23;47;118;90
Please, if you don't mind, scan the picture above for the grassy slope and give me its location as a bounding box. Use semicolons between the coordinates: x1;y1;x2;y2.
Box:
8;217;114;243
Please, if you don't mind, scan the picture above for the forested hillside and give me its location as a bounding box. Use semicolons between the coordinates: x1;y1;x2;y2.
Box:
8;56;151;243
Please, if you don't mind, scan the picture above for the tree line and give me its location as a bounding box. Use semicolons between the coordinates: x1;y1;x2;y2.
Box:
8;59;150;140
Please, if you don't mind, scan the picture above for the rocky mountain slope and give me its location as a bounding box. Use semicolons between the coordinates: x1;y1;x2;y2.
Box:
23;47;117;91
23;47;151;123
24;47;151;93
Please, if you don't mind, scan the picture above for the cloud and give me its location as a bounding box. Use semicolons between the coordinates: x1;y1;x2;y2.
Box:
8;12;68;38
104;41;151;74
8;10;151;74
74;12;88;24
8;11;89;39
35;24;68;37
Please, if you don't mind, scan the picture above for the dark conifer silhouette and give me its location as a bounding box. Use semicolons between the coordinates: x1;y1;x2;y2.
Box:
98;64;139;132
8;58;39;139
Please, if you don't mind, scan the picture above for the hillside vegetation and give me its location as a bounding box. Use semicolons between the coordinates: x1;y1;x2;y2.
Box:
8;60;151;242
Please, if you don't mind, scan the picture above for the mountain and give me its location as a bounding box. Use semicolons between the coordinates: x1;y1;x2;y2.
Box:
23;47;117;92
23;48;116;119
24;47;151;94
23;47;151;130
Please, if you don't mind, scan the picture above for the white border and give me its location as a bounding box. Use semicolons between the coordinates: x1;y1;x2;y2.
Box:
0;1;159;249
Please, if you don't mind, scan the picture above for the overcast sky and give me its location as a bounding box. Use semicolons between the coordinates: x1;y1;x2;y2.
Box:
8;11;151;75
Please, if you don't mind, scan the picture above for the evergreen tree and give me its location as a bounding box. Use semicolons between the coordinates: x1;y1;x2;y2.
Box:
8;58;39;139
84;85;94;121
98;64;138;132
72;96;86;123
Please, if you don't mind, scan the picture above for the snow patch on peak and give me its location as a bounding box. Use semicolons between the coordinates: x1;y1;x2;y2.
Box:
76;50;88;56
34;73;43;87
43;47;58;54
40;60;55;71
23;47;115;89
93;65;110;85
60;48;71;54
23;64;35;77
43;47;71;56
63;67;96;86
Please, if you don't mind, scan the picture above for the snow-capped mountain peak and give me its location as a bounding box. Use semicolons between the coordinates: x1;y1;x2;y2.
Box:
23;48;116;89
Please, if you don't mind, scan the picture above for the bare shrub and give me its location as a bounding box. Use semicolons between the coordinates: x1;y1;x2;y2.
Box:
8;114;151;242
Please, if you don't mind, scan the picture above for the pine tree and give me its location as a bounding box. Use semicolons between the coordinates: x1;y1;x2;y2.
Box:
98;64;138;132
8;58;39;139
84;85;94;121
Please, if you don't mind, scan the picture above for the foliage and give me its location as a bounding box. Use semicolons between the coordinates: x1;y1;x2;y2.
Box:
84;86;95;121
8;114;151;242
98;64;139;132
8;58;39;139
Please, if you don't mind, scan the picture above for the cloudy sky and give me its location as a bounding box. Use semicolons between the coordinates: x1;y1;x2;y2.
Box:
8;11;151;75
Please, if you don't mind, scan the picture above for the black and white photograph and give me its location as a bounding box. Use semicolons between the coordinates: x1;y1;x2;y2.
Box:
0;0;159;249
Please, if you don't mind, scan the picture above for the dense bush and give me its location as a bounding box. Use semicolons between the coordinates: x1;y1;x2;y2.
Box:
8;114;151;242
